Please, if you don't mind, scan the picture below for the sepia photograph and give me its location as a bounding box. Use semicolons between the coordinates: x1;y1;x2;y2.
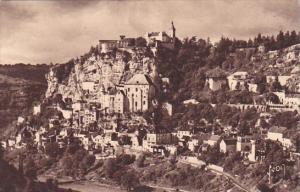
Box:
0;0;299;191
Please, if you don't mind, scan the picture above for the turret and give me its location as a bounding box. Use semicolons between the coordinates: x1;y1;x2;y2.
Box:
248;139;256;162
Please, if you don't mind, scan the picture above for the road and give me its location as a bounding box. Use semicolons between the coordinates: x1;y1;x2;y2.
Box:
147;184;191;192
179;158;250;192
209;168;250;192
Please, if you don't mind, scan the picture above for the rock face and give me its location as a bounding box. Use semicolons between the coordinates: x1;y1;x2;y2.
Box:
45;48;157;101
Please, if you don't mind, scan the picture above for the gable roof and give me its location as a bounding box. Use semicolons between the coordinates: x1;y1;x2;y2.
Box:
126;74;151;85
222;138;237;145
206;68;227;78
268;126;287;134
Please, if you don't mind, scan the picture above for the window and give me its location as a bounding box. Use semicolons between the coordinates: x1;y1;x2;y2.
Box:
136;88;138;92
143;101;146;105
128;88;130;92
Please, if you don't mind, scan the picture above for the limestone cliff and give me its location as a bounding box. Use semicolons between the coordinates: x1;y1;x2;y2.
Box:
45;48;157;101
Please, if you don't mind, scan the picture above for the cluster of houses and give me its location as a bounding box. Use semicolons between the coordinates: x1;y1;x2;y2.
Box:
205;64;300;112
2;106;297;164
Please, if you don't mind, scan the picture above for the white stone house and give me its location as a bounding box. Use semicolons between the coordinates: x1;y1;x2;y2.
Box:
33;104;41;115
205;68;227;91
220;138;237;153
268;50;279;59
266;75;292;86
285;50;300;62
143;132;174;152
248;83;258;93
204;135;221;146
177;130;192;140
267;126;293;149
227;71;249;91
82;81;95;93
188;138;200;152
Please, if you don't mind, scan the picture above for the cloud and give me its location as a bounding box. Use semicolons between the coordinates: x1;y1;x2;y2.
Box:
0;0;299;64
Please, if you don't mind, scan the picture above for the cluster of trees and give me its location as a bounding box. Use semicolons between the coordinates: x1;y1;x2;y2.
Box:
210;90;255;104
102;154;140;191
140;160;221;190
214;30;300;55
61;148;96;178
252;30;300;51
270;111;300;129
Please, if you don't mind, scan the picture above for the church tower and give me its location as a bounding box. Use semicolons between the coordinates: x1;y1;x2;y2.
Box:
171;21;176;39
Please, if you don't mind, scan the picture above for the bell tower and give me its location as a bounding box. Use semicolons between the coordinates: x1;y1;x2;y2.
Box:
171;21;176;39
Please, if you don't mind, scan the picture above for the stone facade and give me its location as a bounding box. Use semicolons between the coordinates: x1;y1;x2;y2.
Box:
124;74;151;112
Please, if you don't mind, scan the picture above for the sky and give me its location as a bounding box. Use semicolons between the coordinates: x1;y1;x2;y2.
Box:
0;0;299;64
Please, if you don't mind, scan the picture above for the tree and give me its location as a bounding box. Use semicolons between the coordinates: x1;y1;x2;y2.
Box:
135;154;146;168
45;142;60;158
235;82;241;91
104;159;117;178
276;30;285;49
271;77;282;92
265;92;280;104
0;143;3;159
24;158;37;179
121;171;140;191
244;82;249;91
135;37;147;47
238;120;250;136
82;154;96;168
116;154;135;166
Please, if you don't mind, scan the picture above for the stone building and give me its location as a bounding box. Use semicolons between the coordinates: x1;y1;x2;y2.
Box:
124;74;152;112
227;71;249;91
144;21;176;46
205;68;227;91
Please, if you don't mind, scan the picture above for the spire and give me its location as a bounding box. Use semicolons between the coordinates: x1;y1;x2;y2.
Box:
171;21;176;39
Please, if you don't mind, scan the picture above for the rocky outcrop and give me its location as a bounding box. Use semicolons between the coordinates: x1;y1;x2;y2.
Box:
45;48;157;101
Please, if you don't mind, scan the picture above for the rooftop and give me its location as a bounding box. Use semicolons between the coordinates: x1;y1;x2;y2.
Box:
206;68;227;78
268;126;287;134
223;138;237;145
126;74;151;85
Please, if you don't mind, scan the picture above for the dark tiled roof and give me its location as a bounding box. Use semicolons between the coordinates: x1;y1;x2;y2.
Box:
268;126;287;134
223;138;237;145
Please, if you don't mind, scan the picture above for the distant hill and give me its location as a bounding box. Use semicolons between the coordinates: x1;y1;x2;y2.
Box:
0;64;49;137
0;64;49;84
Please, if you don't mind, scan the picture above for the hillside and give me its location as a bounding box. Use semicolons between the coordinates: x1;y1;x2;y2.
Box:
0;64;49;137
0;64;49;84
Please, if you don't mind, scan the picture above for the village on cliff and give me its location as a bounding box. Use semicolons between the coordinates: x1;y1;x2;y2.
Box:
1;22;300;191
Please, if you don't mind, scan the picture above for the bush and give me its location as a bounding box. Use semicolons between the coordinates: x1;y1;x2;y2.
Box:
135;154;146;168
